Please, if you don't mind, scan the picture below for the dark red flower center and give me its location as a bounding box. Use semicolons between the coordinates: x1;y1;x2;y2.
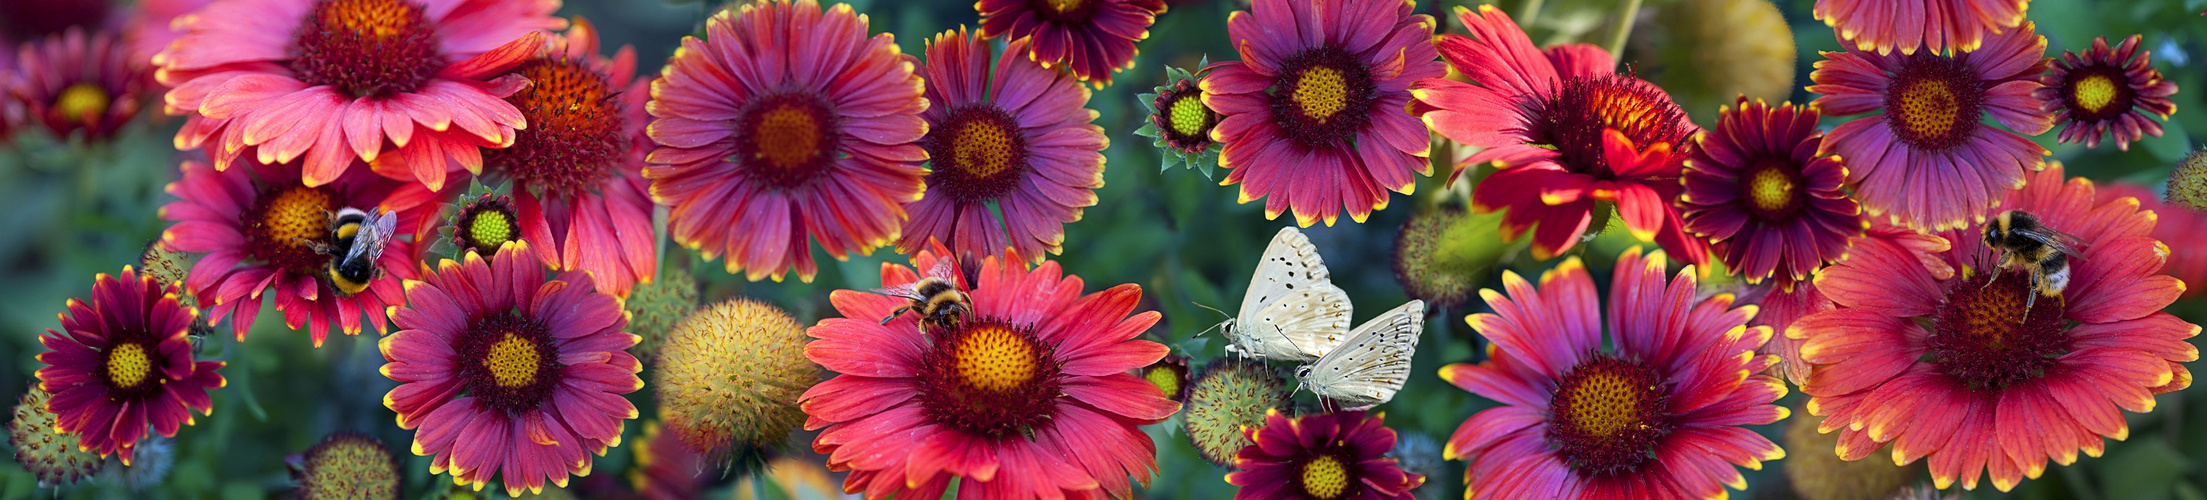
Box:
1928;270;2070;390
452;195;518;257
926;106;1029;202
1156;81;1216;152
1029;0;1098;22
1547;355;1672;476
454;312;563;414
916;321;1062;439
2058;65;2134;122
735;92;843;190
490;59;622;196
1531;75;1693;178
1739;158;1805;222
289;0;444;99
241;185;340;276
1882;55;1984;152
1271;45;1378;148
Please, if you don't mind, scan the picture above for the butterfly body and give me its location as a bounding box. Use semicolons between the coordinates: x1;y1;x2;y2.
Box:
1296;300;1425;411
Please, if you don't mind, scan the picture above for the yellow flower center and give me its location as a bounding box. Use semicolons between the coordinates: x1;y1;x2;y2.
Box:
2073;74;2118;113
951;119;1019;180
321;0;416;38
953;325;1036;392
1893;77;1962;142
1928;270;2069;390
484;333;540;388
1567;370;1647;438
54;83;111;122
1293;67;1349;122
263;187;337;249
1047;0;1084;14
754;104;825;171
468;208;514;248
1300;455;1350;499
1749;167;1796;213
1143;365;1181;397
1169;94;1212;138
106;343;151;388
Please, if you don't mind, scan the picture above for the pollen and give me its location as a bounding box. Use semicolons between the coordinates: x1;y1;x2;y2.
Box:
737;94;841;189
951;120;1020;180
1547;355;1672;474
1928;270;2069;390
955;325;1037;392
289;0;442;98
466;206;513;249
1046;0;1085;14
105;343;153;388
1895;79;1960;139
1168;93;1213;138
1541;76;1693;175
53;83;110;122
1748;166;1797;214
755;106;822;170
1882;56;1982;150
1300;455;1350;499
1293;67;1349;121
495;59;620;195
484;333;540;388
1567;371;1645;437
263;187;336;245
1143;363;1183;398
2072;75;2118;113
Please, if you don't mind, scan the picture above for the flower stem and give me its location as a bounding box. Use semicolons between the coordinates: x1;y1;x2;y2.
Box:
1519;0;1547;28
1605;0;1642;68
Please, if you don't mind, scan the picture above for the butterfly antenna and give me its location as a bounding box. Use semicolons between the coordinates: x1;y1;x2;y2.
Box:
1190;302;1231;337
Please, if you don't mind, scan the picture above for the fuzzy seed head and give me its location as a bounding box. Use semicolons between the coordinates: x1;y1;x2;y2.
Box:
290;432;398;499
1784;409;1919;500
9;385;104;487
654;298;819;456
2166;149;2207;211
626;266;701;364
1183;357;1293;467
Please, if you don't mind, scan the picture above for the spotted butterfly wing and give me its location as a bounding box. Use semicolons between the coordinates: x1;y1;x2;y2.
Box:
1224;227;1353;362
1298;300;1424;411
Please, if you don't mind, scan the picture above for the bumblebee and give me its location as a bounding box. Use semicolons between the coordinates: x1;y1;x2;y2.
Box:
1982;210;2084;321
871;260;970;333
303;207;398;298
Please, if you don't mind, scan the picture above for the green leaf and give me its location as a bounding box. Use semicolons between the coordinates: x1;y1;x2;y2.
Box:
2098;439;2190;500
2143;116;2195;163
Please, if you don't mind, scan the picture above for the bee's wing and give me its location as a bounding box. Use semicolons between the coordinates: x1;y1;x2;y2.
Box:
2031;227;2088;260
924;258;957;282
869;283;924;300
347;208;399;263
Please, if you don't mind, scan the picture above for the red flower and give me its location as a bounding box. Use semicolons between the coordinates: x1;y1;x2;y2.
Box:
379;241;643;496
1814;0;2030;56
160;159;436;345
1745;223;1955;386
977;0;1164;88
7;28;147;141
1807;21;2052;231
645;0;929;282
1681;98;1863;286
1415;6;1706;264
153;0;562;191
2036;35;2180;151
35;267;225;465
899;28;1106;262
801;245;1179;499
2100;183;2207;298
1794;164;2197;491
482;19;656;296
1202;0;1444;226
1441;248;1787;499
1227;410;1423;500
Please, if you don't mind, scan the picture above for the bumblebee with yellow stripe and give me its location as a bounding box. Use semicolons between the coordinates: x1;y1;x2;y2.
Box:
301;207;398;297
871;259;970;335
1982;209;2085;322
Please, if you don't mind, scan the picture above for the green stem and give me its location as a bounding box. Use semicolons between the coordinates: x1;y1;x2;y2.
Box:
1519;0;1547;28
1604;0;1642;68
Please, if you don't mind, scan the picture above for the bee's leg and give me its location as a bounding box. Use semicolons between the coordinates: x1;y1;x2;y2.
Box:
2020;292;2035;323
878;306;911;325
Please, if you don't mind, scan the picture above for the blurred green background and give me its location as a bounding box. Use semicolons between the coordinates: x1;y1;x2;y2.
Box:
2;0;2204;498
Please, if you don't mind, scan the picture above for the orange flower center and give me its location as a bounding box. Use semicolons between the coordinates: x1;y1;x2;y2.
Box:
1300;455;1350;499
1047;0;1084;14
918;321;1062;438
492;59;621;196
1748;166;1796;213
1272;46;1376;148
1547;355;1670;475
1882;55;1982;151
53;83;110;123
1737;159;1807;222
926;106;1028;202
485;333;540;387
1928;269;2070;390
244;185;339;275
289;0;443;99
1537;75;1692;177
737;94;841;189
105;343;152;388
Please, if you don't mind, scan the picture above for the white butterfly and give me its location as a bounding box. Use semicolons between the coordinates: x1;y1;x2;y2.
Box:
1297;299;1425;412
1217;227;1354;363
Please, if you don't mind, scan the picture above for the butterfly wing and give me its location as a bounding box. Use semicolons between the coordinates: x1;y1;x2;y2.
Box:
1301;300;1425;410
1228;227;1350;361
